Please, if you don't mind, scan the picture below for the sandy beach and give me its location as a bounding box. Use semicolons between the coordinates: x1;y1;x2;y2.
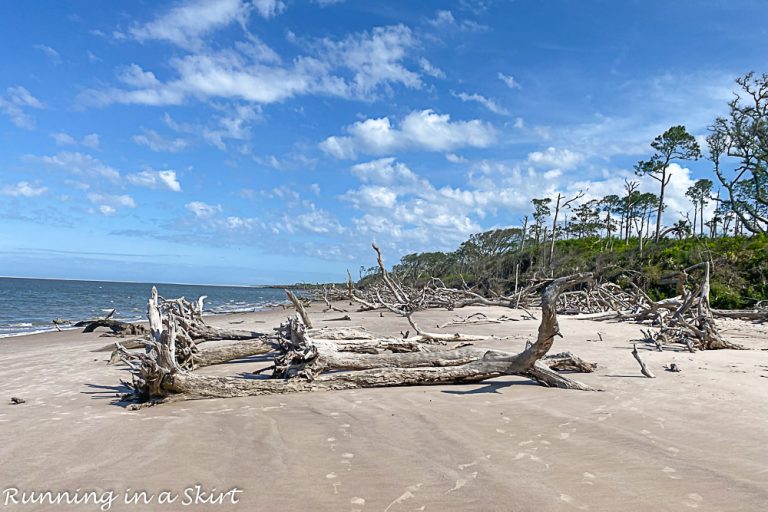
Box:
1;303;767;512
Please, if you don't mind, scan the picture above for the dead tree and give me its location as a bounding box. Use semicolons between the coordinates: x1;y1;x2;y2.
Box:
119;273;599;405
74;309;147;336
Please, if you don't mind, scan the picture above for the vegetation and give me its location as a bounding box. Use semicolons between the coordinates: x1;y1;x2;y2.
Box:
380;233;768;309
359;72;768;310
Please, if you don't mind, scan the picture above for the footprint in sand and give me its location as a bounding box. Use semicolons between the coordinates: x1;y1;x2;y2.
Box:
384;484;422;512
683;493;703;508
341;452;354;470
325;473;341;494
582;472;595;485
561;494;590;510
663;467;682;480
350;497;366;512
558;432;571;440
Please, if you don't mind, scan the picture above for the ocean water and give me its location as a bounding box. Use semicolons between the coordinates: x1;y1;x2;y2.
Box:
0;277;290;338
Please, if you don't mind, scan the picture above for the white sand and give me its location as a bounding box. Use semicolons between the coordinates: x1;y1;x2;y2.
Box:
1;304;767;511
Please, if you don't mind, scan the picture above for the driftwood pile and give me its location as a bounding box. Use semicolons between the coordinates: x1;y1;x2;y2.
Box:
101;244;760;406
117;271;599;406
345;251;757;352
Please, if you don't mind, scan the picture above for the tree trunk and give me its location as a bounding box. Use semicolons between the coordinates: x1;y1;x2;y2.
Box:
122;275;598;403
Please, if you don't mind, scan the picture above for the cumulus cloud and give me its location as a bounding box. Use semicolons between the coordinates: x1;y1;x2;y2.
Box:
527;147;584;170
51;132;76;146
87;193;136;215
0;181;47;197
185;201;222;218
320;110;497;159
0;86;43;129
127;170;182;192
349;157;421;186
80;25;422;107
27;151;120;181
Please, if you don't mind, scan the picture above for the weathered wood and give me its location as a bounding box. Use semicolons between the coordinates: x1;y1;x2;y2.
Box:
192;337;276;368
121;273;598;403
81;318;148;336
285;289;313;329
632;344;656;378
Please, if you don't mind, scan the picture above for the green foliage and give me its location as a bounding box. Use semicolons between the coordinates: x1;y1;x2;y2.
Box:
390;228;768;309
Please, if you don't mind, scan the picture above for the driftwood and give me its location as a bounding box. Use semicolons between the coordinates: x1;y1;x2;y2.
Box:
632;344;656;378
285;289;313;328
119;272;599;405
74;309;147;336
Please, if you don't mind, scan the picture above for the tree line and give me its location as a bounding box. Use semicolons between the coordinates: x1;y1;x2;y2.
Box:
369;72;767;307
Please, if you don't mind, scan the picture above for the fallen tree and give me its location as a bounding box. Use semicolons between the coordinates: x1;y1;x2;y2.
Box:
119;272;599;405
74;309;147;336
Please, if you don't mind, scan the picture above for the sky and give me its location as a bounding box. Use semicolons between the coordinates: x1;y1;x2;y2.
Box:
0;0;766;285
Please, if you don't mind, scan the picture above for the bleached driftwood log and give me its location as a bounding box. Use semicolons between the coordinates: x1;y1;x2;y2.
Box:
74;309;147;336
120;273;598;404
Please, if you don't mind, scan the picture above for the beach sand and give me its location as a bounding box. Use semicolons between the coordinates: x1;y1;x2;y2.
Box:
1;303;767;511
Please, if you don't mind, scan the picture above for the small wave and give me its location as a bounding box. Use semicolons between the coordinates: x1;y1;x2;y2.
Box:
0;326;73;339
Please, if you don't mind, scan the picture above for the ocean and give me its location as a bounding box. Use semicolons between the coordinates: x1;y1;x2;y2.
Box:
0;277;291;338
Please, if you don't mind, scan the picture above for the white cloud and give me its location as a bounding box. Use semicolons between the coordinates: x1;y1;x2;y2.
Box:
418;57;445;79
129;0;251;49
28;152;120;181
87;193;137;213
318;24;421;96
428;10;455;27
453;91;510;115
117;64;161;88
527;147;584;170
0;86;43;129
34;44;61;64
127;170;182;192
252;0;286;18
51;132;77;146
51;132;100;149
320;109;497;159
185;201;222;218
133;128;189;152
427;9;488;32
498;72;521;89
349;157;420;186
445;153;467;163
81;25;423;107
82;133;100;149
0;181;47;197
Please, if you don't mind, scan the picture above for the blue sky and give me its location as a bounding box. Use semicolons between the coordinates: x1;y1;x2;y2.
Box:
0;0;766;284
